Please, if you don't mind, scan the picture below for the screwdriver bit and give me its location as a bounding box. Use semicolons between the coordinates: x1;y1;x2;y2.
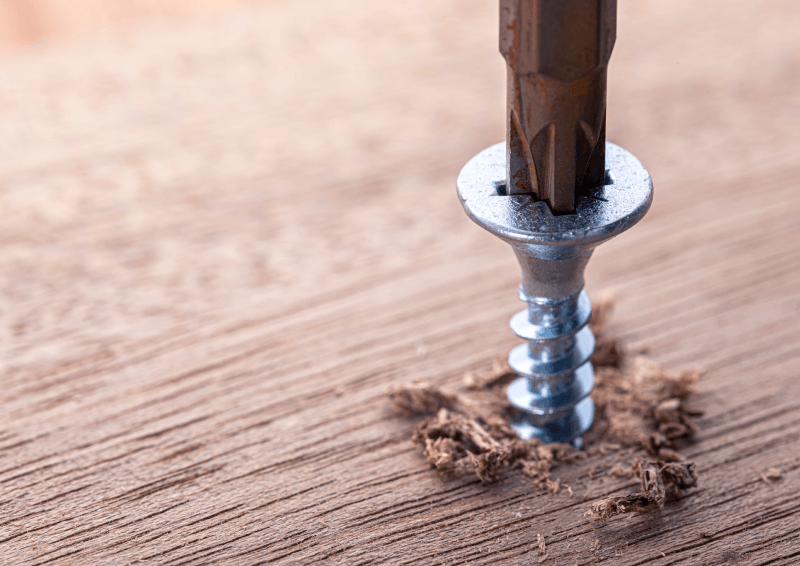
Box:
501;0;615;213
457;0;652;445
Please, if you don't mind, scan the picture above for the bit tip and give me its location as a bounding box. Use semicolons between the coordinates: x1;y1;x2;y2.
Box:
500;0;616;213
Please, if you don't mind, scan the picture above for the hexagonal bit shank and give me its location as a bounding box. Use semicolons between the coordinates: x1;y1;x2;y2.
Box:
500;0;616;213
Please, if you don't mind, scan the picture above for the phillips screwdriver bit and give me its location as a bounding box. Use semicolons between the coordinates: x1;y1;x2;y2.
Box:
501;0;615;213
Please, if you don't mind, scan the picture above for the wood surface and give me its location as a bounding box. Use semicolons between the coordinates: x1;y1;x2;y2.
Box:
2;0;800;564
0;0;244;50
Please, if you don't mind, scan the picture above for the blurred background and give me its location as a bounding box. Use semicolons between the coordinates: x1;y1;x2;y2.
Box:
0;0;798;372
0;0;240;47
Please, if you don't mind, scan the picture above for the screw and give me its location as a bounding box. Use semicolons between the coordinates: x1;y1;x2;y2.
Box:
457;142;652;445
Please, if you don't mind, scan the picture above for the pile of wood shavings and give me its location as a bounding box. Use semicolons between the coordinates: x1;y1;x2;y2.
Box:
586;459;698;519
388;378;581;489
388;295;701;516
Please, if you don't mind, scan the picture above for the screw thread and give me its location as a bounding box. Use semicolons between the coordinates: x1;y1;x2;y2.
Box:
506;289;595;445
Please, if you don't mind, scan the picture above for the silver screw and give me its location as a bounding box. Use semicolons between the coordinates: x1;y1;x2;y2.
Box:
457;142;653;445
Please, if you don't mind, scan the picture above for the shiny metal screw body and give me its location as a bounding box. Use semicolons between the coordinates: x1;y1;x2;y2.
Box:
457;142;653;445
507;286;595;445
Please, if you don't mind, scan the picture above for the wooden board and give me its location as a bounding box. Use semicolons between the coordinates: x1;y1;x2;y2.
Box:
2;0;800;563
0;0;243;50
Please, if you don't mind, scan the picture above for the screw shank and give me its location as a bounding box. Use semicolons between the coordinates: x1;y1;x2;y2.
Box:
513;243;594;300
500;0;616;212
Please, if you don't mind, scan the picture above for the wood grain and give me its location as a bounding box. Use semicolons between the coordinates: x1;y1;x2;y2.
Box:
1;0;800;564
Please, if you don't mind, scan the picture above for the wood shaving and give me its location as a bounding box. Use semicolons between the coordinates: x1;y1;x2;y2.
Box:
608;463;635;478
657;448;686;462
587;358;703;454
585;460;697;520
546;477;561;494
389;294;703;510
592;334;626;368
388;380;458;415
757;468;781;485
410;406;580;484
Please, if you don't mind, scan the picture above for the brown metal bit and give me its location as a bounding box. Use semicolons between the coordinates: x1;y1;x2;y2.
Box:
500;0;616;213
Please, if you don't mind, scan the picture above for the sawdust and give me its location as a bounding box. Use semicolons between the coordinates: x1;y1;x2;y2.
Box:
608;462;635;479
537;532;546;554
409;405;581;485
585;460;698;520
765;468;782;480
586;356;702;456
757;467;782;485
388;380;458;415
388;295;702;515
